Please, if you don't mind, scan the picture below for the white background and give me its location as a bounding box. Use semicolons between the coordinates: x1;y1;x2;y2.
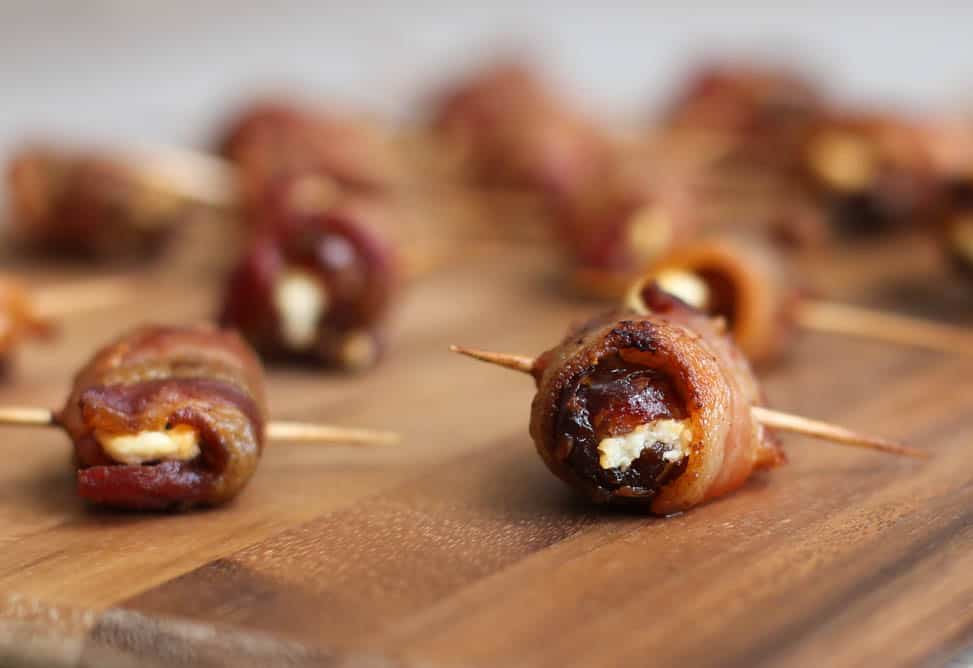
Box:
1;2;971;158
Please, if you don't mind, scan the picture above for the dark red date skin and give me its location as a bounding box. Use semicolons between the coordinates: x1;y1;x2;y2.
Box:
557;353;689;494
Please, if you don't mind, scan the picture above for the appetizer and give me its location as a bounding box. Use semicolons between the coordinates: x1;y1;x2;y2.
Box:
938;172;973;273
628;237;973;363
429;58;613;204
559;166;699;299
452;286;923;513
625;238;801;364
6;146;192;260
662;62;822;168
1;324;396;511
220;187;399;371
799;111;937;235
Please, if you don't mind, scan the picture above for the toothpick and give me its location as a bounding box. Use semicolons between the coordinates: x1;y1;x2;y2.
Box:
451;346;926;459
32;277;138;320
449;345;536;373
0;407;397;447
125;144;237;209
749;406;928;460
0;407;57;428
797;300;973;358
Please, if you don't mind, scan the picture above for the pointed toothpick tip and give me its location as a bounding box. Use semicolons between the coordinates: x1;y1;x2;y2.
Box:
751;406;930;461
449;345;536;374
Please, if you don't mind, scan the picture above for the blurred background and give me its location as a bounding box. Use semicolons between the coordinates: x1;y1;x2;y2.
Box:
2;2;971;164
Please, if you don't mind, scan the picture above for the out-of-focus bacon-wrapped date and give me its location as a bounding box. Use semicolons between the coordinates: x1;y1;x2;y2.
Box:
7;147;189;260
217;101;401;212
220;191;399;371
937;175;973;275
663;64;822;167
57;325;267;510
559;169;699;299
431;61;547;156
799;112;938;235
527;286;783;513
474;107;611;203
430;60;613;204
0;276;51;367
922;117;973;273
626;238;803;365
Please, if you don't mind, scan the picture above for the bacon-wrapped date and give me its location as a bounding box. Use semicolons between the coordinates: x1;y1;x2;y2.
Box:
430;60;612;203
559;166;699;299
6;147;189;260
220;191;399;371
0;276;50;368
217;101;400;212
57;325;267;510
799;112;938;235
527;286;783;513
626;238;802;365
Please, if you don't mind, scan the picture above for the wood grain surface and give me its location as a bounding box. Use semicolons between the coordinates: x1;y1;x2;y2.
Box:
1;220;972;667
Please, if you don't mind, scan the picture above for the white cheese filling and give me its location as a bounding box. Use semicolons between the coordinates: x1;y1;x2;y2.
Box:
96;425;201;465
808;131;876;192
597;419;693;471
654;269;710;310
627;206;673;263
274;270;330;350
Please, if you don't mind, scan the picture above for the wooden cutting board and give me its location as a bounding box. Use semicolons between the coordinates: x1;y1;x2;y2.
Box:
1;224;972;668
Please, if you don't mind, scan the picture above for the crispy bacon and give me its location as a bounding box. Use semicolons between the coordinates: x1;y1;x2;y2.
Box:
628;238;803;365
57;325;267;510
528;286;782;513
6;147;189;260
220;190;399;370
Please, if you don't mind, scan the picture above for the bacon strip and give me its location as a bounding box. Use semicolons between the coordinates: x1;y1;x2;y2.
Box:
57;325;267;510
